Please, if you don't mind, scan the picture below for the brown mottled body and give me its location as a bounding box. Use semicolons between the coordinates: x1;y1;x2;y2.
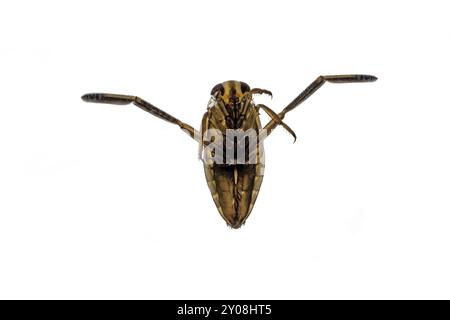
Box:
201;81;266;227
81;74;377;228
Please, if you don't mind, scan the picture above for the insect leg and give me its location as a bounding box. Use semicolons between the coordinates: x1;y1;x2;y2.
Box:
263;74;377;138
81;93;199;141
250;88;273;98
256;104;297;142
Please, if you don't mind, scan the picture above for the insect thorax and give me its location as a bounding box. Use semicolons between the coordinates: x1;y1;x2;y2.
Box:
201;97;266;166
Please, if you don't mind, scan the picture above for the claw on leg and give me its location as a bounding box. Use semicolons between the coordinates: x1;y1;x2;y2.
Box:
250;88;273;99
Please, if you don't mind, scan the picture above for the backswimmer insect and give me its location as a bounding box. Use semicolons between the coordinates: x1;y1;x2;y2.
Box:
82;74;377;228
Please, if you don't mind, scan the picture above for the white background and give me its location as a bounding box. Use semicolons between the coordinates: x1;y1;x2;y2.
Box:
0;0;449;299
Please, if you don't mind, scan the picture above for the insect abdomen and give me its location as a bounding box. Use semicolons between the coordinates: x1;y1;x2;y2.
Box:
204;163;264;228
202;95;265;228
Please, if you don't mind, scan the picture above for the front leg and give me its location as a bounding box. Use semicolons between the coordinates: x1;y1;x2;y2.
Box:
263;74;377;138
250;88;273;98
81;93;199;141
256;104;296;142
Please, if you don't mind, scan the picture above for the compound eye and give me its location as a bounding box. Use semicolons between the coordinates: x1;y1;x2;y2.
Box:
240;82;250;93
210;83;224;96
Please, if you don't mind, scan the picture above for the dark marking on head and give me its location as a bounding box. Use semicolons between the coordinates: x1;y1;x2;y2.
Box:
240;82;250;93
211;83;225;96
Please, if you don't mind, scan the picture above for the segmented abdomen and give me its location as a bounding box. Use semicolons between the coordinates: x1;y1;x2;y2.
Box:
204;162;264;228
